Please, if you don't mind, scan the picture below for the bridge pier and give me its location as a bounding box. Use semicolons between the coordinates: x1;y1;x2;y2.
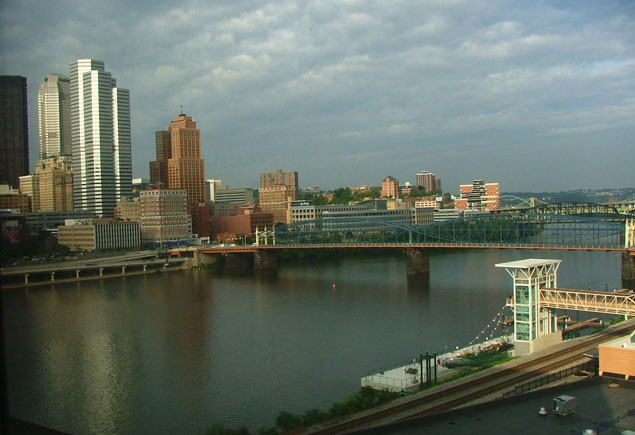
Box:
406;248;430;278
623;252;635;290
254;251;277;271
224;253;249;272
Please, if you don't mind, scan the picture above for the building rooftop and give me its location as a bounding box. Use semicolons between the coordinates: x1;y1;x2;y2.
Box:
495;258;563;269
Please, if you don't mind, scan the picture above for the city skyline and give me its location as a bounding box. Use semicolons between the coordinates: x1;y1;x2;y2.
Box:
0;1;634;192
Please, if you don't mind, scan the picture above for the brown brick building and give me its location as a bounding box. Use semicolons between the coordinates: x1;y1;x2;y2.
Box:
150;113;205;205
381;176;399;199
258;184;296;224
211;206;273;243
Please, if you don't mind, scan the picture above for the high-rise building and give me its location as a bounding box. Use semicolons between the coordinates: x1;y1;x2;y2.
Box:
416;171;440;193
456;180;501;211
381;176;399;199
36;155;73;211
70;59;131;217
150;130;171;187
151;113;205;205
260;169;298;193
38;74;71;159
0;76;29;188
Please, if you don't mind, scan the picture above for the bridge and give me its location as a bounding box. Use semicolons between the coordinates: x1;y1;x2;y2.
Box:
192;207;635;285
1;254;187;288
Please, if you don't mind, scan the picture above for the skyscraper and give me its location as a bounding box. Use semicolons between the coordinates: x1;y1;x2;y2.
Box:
0;76;29;188
70;59;131;217
149;130;171;187
152;113;205;205
38;74;71;159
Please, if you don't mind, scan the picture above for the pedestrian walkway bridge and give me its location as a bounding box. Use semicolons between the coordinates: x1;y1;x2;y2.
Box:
540;288;635;317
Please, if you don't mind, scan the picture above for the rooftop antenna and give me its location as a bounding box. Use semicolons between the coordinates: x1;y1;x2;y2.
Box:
179;104;184;116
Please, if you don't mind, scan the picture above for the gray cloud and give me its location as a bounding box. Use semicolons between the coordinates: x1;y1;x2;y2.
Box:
1;0;633;192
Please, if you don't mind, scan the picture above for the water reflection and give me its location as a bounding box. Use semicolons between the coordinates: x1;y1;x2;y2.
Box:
2;249;623;434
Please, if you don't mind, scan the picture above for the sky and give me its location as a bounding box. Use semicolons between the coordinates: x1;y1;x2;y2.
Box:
1;0;634;193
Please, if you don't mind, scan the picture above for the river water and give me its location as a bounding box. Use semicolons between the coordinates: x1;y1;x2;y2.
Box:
1;249;624;434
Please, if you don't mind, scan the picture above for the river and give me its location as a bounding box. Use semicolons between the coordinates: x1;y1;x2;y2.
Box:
1;249;624;433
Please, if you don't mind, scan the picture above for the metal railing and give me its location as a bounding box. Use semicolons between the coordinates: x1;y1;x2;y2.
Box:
502;359;597;398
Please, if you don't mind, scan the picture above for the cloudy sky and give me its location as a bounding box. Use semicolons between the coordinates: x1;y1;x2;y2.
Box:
1;0;633;193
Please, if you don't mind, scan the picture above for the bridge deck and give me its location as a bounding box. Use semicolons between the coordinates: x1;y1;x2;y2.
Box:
200;243;626;252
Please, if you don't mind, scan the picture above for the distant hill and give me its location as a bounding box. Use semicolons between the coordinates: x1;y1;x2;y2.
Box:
502;188;634;206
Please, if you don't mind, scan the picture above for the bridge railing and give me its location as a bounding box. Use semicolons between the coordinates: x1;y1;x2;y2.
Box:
258;212;625;248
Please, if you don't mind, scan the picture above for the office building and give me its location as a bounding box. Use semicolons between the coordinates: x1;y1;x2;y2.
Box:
259;184;296;224
456;180;501;211
139;188;190;246
38;74;71;159
0;76;29;188
381;176;399;199
58;218;140;252
19;174;39;211
70;59;131;217
114;196;141;222
150;130;171;187
0;184;30;213
22;210;95;235
36;155;73;211
151;113;205;205
260;169;298;192
416;171;441;193
213;185;254;205
206;178;222;202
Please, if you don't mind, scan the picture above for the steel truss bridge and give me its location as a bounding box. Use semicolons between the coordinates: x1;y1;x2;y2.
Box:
257;208;632;251
499;201;634;221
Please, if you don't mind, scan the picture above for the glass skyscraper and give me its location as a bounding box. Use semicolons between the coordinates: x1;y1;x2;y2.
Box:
0;76;29;188
38;74;71;159
70;59;131;217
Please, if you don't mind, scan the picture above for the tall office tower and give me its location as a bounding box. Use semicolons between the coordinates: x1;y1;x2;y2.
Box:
381;176;399;199
0;76;29;188
38;74;71;159
149;130;171;187
260;169;299;193
155;113;205;205
36;155;73;211
416;171;438;193
70;59;131;217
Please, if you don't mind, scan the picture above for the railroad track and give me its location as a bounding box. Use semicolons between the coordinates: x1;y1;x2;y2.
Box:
310;319;635;434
